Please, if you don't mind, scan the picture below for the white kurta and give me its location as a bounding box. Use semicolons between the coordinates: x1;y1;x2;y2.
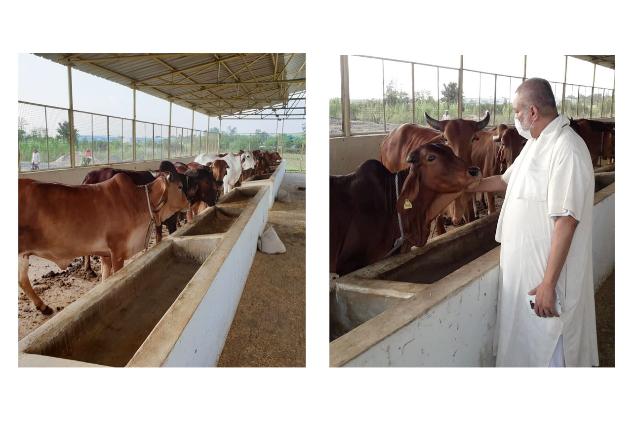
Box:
494;115;598;367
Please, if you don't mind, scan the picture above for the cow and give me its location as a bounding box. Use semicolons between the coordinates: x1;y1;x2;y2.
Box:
210;159;229;194
330;140;481;276
194;152;251;194
497;126;527;172
381;111;490;234
81;163;218;276
470;130;502;215
18;173;187;314
569;118;615;167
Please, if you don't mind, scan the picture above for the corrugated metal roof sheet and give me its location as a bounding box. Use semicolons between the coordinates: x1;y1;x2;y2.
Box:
570;55;615;70
36;53;306;117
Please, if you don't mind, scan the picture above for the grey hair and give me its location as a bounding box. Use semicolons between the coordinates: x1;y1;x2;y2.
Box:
515;77;558;116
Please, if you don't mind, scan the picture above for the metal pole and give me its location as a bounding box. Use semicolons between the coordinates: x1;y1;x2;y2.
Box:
168;101;172;159
411;62;416;124
577;90;580;117
340;55;351;137
218;116;222;153
67;64;76;168
561;55;568;115
478;72;482;120
523;55;527;79
207;116;211;153
121;119;124;162
458;55;463;118
44;106;49;169
382;60;387;132
91;114;94;165
133;86;137;161
191;109;195;156
152;123;155;160
437;67;440;119
493;74;497;126
590;63;596;118
107;116;110;163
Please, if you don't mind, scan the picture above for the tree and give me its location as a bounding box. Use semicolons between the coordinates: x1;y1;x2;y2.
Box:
56;121;79;142
385;80;410;105
18;116;28;141
441;82;459;107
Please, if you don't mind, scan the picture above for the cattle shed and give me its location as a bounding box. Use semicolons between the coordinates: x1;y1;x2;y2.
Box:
330;54;614;366
18;53;306;367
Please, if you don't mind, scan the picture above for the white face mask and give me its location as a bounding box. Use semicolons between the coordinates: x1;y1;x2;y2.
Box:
514;114;532;140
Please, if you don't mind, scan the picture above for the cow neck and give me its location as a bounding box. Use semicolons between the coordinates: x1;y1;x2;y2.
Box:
383;168;410;259
142;176;170;227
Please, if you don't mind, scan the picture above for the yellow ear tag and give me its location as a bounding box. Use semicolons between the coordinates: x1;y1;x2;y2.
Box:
403;199;413;210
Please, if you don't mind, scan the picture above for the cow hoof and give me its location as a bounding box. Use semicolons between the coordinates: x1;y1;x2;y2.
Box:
39;305;54;315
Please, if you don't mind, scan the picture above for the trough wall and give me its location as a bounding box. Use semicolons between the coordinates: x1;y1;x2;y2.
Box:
334;184;615;366
330;135;385;175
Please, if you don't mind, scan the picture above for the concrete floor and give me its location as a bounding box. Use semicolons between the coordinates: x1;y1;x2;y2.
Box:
217;173;306;367
595;271;615;367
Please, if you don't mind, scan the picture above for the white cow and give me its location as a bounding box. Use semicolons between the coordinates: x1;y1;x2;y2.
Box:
195;152;254;194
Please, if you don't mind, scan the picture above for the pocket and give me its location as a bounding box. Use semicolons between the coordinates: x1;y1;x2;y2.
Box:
515;162;549;202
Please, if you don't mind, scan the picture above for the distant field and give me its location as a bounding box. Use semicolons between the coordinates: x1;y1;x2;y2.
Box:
283;152;305;173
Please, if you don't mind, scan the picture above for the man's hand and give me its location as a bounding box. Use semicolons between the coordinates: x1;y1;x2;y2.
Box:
528;282;559;318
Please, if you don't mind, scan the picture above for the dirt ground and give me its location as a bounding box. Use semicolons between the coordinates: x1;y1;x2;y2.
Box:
595;271;615;367
217;173;306;367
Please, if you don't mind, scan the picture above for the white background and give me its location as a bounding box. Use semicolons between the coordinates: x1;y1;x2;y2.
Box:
1;0;636;426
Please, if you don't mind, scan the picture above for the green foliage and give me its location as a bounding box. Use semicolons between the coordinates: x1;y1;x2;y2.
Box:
56;120;79;142
441;82;459;105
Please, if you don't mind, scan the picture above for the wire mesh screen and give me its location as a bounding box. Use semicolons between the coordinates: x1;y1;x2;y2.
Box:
43;106;71;169
384;60;412;131
123;119;133;162
74;111;96;167
136;121;154;161
108;116;123;163
18;102;47;171
183;128;193;156
155;124;168;160
349;56;385;134
414;64;439;124
93;114;108;165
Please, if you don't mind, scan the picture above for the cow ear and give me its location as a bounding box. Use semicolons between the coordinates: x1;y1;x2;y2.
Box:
397;168;420;212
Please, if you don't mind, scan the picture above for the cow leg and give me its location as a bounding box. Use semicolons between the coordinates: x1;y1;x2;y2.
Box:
83;255;97;277
110;253;125;275
487;191;496;214
435;215;447;236
19;254;53;315
100;256;112;281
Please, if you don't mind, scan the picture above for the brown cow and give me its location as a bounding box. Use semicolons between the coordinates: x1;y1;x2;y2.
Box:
330;141;481;276
18;173;187;314
471;130;501;215
497;126;527;172
381;111;490;233
569;118;615;167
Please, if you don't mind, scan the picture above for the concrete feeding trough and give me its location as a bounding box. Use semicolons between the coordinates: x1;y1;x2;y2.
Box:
330;174;615;367
19;162;286;367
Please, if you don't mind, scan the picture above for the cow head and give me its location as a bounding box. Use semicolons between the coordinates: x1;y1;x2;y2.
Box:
184;168;218;207
156;172;189;221
499;127;527;170
240;151;256;170
211;159;229;197
397;139;481;247
424;110;489;225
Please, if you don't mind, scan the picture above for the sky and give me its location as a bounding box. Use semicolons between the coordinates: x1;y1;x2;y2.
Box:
334;54;615;102
18;53;305;134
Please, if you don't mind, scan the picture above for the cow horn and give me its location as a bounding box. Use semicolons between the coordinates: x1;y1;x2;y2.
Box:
424;111;444;131
475;111;490;131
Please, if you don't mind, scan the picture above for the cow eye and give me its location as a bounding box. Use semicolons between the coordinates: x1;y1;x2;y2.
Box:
427;154;436;162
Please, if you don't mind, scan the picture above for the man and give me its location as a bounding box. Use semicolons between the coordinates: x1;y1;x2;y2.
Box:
468;78;598;367
31;148;40;170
